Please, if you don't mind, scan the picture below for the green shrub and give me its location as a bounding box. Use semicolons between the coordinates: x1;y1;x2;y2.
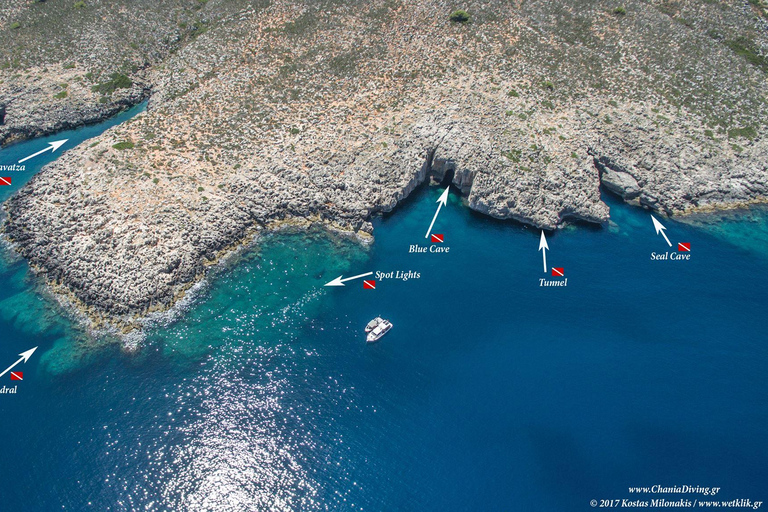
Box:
283;12;317;35
727;126;757;139
153;178;159;184
613;6;626;15
54;90;68;99
724;37;768;73
190;20;208;37
91;73;132;95
10;22;21;30
112;141;135;150
197;186;204;192
74;1;85;8
449;10;470;23
507;89;519;97
327;52;358;76
542;80;554;90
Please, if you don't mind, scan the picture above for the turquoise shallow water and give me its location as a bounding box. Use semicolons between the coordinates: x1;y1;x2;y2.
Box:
0;116;767;510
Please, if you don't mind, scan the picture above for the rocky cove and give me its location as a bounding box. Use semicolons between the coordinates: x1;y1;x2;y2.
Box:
1;0;767;334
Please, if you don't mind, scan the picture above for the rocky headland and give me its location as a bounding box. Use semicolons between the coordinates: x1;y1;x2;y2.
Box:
1;0;767;332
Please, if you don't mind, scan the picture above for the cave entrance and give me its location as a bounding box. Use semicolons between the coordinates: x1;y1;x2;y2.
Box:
438;166;455;187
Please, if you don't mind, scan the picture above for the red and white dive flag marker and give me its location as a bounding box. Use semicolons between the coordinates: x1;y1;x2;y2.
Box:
363;280;376;290
10;371;22;381
551;267;565;277
677;243;691;252
431;234;444;243
0;177;12;186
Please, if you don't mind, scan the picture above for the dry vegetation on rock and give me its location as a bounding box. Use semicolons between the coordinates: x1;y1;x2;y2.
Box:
1;0;767;330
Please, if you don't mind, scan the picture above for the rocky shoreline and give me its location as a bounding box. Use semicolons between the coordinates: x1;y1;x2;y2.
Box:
0;63;151;147
0;87;150;148
1;0;767;335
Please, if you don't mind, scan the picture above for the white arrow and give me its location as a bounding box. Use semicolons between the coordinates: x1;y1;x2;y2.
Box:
425;187;450;239
0;347;38;379
18;139;68;164
651;215;672;247
538;230;549;273
324;272;374;287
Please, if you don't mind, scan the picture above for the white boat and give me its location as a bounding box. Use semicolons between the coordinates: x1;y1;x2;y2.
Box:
365;316;384;333
366;319;393;343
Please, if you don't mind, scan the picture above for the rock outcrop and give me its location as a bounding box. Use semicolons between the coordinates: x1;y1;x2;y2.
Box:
0;71;149;146
596;160;642;201
1;0;767;330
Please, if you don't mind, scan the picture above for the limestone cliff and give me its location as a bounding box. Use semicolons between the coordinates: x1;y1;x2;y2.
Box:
1;0;767;329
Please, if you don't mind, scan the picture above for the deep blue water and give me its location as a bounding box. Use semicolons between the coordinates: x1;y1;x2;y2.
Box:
0;115;767;510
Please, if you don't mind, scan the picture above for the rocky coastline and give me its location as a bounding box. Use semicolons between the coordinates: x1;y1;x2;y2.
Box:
1;0;767;334
0;83;150;147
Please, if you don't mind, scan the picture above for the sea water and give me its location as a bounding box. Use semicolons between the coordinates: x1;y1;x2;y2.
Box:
0;119;766;510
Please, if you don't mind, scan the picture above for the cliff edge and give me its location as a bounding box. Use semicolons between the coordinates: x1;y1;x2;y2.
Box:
1;0;767;330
